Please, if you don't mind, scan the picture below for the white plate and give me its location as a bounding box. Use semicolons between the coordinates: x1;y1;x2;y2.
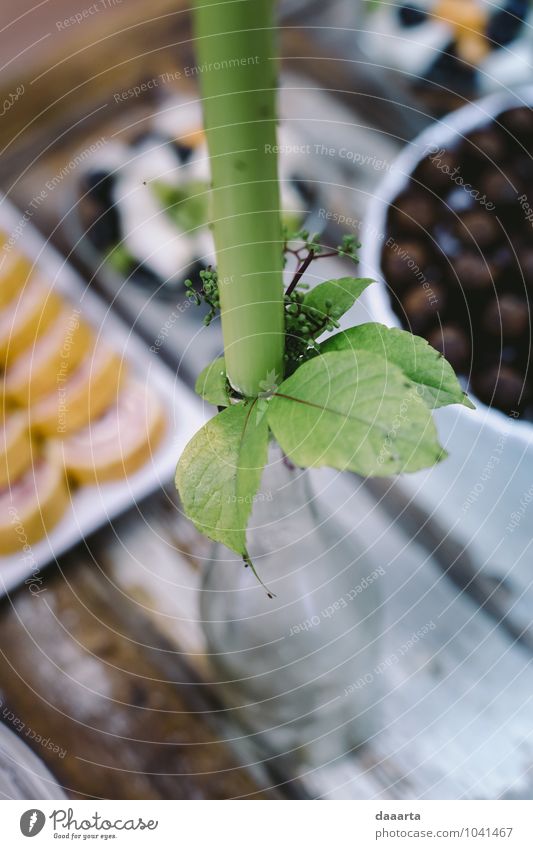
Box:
0;194;207;596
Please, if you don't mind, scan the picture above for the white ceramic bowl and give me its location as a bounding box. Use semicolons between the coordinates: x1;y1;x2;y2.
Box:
360;87;533;610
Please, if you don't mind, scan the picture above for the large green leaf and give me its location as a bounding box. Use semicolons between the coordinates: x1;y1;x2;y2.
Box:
304;277;373;322
321;323;473;410
268;350;446;476
195;357;230;407
175;402;268;555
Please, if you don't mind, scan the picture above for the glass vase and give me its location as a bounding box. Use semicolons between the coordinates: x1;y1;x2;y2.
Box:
200;443;383;767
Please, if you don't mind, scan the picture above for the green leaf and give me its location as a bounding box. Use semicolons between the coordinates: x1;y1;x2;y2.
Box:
268;350;446;477
152;180;208;232
106;244;135;275
321;323;474;410
175;402;268;555
195;357;230;407
304;277;373;321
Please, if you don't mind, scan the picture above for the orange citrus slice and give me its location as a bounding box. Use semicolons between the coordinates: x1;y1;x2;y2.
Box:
0;276;62;365
48;379;166;484
0;249;33;309
4;307;94;404
0;411;33;489
29;342;125;437
0;459;69;555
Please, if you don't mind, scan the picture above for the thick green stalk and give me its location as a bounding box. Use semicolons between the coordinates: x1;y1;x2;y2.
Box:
193;0;284;397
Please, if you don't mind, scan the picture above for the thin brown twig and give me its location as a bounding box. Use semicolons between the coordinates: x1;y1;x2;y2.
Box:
285;248;343;297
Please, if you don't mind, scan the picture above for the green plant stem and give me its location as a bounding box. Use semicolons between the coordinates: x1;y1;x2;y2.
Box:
193;0;284;397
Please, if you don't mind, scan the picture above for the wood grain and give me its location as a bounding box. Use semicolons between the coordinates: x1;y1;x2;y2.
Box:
0;493;277;799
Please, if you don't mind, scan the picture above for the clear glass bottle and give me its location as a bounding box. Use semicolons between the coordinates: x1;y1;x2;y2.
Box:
201;444;383;767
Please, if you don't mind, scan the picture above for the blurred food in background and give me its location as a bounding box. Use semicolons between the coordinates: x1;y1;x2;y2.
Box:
362;0;533;111
76;97;312;300
48;379;166;485
382;102;533;416
0;233;166;555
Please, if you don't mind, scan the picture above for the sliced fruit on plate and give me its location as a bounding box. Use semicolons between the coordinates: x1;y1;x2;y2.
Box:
0;459;69;555
0;411;33;489
48;379;166;484
4;307;94;404
0;249;33;308
0;276;62;365
29;342;125;436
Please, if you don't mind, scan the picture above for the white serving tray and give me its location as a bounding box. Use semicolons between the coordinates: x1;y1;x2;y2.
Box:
0;194;207;597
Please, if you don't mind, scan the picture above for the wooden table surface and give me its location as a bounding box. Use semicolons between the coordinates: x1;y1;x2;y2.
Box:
0;488;287;799
0;5;532;801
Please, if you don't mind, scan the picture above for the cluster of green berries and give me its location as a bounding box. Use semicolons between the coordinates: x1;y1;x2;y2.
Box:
185;267;220;325
336;233;360;261
284;286;341;373
184;232;359;349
